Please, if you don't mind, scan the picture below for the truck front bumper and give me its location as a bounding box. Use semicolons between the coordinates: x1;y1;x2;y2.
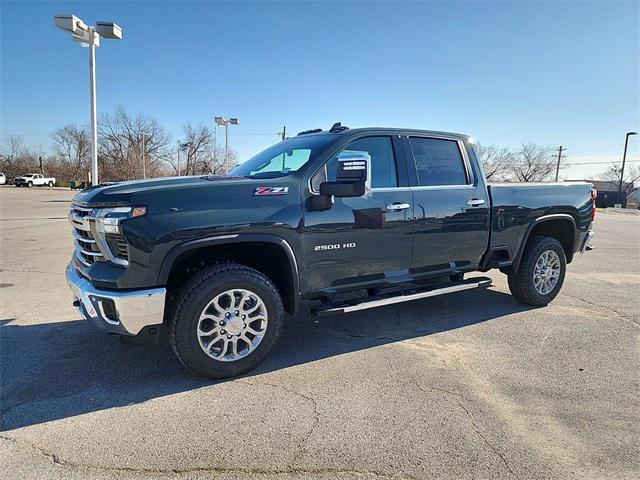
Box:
66;264;166;336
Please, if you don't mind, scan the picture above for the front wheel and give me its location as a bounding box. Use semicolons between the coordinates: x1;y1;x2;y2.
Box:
507;235;566;306
168;263;284;379
27;182;33;188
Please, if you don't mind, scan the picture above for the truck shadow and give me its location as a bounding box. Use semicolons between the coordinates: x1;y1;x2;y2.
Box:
1;288;534;431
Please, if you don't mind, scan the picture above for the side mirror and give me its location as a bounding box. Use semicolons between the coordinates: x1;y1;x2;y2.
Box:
319;152;371;198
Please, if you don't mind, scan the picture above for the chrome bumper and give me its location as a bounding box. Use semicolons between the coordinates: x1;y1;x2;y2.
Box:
580;230;594;253
66;264;166;336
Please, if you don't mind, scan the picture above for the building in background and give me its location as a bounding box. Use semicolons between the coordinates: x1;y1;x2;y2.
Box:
568;180;636;208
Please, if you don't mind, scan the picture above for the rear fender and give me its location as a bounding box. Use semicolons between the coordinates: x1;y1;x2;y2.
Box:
512;214;577;271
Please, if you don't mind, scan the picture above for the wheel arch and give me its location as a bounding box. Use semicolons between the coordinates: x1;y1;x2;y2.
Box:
512;214;577;271
159;234;300;315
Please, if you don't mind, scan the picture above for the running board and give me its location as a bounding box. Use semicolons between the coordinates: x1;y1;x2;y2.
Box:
313;277;492;317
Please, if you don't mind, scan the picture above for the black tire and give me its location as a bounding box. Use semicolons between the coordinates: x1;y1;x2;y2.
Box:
48;181;53;187
168;263;284;379
507;235;566;306
27;182;33;188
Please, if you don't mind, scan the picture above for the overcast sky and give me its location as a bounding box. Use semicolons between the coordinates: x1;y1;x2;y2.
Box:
1;1;638;179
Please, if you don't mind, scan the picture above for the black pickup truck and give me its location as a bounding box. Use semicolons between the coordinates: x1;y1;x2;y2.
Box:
67;124;595;378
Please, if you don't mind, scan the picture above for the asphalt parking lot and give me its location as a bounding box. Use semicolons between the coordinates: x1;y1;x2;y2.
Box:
1;185;638;480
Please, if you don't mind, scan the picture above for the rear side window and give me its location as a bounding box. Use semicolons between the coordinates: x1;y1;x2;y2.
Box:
409;137;468;186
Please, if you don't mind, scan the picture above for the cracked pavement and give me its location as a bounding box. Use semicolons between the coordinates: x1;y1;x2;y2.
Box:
1;187;638;479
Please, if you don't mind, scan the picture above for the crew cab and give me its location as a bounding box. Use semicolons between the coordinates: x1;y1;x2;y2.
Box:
66;124;595;378
14;173;56;187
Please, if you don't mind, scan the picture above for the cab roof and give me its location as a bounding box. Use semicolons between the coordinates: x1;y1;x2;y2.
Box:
297;124;472;143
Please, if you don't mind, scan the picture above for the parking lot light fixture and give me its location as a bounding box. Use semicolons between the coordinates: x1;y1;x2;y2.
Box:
54;15;123;186
214;116;240;174
618;131;638;206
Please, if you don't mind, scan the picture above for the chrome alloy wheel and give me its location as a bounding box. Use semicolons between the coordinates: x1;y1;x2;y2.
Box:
197;288;268;362
533;250;561;295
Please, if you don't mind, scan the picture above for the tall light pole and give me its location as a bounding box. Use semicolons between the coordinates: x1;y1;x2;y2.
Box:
214;116;239;174
54;15;123;185
617;131;638;206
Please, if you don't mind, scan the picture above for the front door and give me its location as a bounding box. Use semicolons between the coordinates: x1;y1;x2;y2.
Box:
404;136;490;275
303;135;414;291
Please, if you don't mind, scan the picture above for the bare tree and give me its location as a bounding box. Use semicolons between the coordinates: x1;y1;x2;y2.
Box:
98;107;171;181
51;125;91;181
600;164;640;201
475;143;514;181
508;142;556;182
0;135;40;178
167;123;230;176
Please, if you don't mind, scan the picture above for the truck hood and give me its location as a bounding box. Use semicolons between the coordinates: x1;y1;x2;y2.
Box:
72;175;257;207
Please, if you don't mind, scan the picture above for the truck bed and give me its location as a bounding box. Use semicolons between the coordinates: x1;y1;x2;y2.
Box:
487;181;594;260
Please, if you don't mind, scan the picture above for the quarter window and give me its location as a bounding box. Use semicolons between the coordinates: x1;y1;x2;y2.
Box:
409;138;468;186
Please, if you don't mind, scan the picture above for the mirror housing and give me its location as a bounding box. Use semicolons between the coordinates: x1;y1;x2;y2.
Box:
318;152;371;198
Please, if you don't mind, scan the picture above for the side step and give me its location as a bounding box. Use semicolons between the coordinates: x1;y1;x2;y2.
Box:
313;277;492;317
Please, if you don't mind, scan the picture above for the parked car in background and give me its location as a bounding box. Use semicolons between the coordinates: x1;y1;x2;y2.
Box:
14;173;56;187
0;173;6;185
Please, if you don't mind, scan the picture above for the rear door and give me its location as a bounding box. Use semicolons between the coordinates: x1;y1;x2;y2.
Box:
303;135;414;291
404;135;490;275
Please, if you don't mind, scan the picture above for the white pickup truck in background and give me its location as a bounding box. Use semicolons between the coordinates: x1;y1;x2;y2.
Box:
14;173;56;187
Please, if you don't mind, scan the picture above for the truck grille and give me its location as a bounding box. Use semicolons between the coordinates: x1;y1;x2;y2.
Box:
70;205;102;266
69;204;129;267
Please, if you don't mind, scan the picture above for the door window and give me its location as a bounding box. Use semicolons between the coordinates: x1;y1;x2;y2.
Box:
314;136;398;190
409;137;468;186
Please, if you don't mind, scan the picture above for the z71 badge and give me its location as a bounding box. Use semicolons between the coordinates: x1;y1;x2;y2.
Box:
254;186;289;196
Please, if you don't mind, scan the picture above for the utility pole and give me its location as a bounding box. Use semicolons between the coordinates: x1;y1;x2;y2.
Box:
554;146;565;182
176;147;180;176
281;126;286;141
141;131;150;179
618;131;638;206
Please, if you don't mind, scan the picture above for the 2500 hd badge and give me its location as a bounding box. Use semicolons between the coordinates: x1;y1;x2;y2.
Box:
314;242;357;251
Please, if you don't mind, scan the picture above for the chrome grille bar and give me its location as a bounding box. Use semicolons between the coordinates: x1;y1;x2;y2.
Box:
72;229;96;243
74;241;103;257
69;203;129;267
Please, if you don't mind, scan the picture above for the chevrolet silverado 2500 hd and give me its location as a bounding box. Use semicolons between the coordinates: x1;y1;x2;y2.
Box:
66;124;595;378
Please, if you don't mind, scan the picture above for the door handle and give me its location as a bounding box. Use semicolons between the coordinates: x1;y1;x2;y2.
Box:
467;198;486;207
387;202;411;211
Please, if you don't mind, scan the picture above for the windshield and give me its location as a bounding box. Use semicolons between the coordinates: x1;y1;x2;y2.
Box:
230;135;335;179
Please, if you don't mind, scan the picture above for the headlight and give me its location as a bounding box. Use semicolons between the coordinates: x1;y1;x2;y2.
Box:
93;206;146;234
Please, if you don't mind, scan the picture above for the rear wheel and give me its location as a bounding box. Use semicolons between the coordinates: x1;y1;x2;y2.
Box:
507;235;566;306
48;181;53;187
168;263;284;379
